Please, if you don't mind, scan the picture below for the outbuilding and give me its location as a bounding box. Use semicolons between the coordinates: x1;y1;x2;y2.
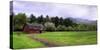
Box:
23;23;44;33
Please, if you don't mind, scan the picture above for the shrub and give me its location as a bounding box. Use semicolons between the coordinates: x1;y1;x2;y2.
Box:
44;22;56;31
66;26;74;31
57;25;66;31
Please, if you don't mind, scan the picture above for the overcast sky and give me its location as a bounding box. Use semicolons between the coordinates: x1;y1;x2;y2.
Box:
13;1;97;20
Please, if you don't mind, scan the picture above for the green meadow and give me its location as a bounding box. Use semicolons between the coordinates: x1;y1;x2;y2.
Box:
34;31;97;46
12;32;45;49
12;31;97;49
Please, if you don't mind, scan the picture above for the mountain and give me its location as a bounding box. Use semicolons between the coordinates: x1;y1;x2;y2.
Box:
69;18;97;25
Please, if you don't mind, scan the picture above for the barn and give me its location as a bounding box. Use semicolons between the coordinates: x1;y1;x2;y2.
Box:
23;23;44;33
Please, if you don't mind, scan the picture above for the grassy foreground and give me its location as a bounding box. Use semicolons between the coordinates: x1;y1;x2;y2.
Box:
12;32;45;49
12;31;97;49
34;31;97;46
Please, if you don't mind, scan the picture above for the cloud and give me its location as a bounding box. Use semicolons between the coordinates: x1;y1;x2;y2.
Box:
13;1;97;20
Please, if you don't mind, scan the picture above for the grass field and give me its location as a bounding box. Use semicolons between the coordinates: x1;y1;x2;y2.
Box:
12;32;45;49
12;31;97;49
33;31;97;46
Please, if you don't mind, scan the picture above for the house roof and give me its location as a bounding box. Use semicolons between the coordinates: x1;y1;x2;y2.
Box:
25;23;44;30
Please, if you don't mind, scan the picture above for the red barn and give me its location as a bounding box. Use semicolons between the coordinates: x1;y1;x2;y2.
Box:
23;23;44;33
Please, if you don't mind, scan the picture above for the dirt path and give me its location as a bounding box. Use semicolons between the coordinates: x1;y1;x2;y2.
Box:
27;34;58;47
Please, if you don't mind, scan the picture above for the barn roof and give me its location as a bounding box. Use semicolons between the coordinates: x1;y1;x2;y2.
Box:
25;23;44;30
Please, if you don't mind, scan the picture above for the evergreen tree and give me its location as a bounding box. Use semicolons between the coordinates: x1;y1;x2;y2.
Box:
37;15;44;24
29;14;36;23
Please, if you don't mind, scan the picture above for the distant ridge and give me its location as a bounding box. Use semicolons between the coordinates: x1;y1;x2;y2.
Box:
68;17;97;25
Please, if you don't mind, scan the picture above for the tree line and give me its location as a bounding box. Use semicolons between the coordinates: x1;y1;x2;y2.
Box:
11;13;97;31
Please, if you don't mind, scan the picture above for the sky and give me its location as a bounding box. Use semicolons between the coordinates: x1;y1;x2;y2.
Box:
13;1;97;20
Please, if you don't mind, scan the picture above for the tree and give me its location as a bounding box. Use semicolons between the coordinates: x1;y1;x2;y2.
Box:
54;16;59;27
77;24;87;31
45;15;50;22
44;22;56;31
13;13;27;31
51;16;59;27
87;25;97;31
29;14;36;23
37;15;44;24
63;18;74;27
66;26;73;31
59;17;64;25
57;25;66;31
